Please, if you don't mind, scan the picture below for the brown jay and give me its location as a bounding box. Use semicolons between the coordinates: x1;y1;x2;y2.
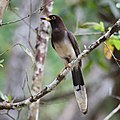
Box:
41;15;87;114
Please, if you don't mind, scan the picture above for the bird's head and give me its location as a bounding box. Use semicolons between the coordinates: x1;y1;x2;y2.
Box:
41;15;66;30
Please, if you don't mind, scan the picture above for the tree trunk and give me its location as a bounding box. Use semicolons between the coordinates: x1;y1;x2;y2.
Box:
2;0;40;119
28;0;53;120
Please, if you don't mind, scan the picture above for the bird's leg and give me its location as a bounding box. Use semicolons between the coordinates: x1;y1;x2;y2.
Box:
66;63;71;69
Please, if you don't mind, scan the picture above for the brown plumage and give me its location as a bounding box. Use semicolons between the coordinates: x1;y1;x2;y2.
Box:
41;15;88;114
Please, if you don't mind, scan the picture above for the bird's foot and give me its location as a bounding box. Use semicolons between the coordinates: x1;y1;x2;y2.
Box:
65;63;71;70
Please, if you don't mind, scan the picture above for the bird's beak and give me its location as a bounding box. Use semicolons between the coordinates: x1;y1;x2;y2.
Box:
41;17;51;21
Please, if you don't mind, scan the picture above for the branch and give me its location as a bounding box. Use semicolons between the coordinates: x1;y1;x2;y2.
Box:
0;7;41;27
0;0;51;27
104;104;120;120
0;18;120;110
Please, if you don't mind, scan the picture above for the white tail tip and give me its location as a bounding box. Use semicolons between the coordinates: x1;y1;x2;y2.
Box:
74;85;88;114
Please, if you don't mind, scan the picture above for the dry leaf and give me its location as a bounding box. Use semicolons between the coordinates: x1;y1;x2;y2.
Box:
104;42;114;59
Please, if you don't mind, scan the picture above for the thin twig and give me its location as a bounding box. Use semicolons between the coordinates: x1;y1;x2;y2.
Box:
9;8;35;32
0;0;52;27
28;0;35;53
104;104;120;120
111;95;120;101
0;7;41;27
0;43;20;56
17;109;22;120
22;76;27;90
75;32;102;36
7;110;16;120
25;72;32;97
21;75;27;100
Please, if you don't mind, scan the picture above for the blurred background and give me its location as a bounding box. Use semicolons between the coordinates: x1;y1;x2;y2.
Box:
0;0;120;120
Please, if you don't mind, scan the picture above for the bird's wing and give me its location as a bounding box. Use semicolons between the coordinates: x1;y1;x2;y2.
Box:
51;33;55;49
67;31;80;56
67;31;81;65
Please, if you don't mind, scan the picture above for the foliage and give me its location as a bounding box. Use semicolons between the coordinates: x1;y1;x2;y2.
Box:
0;59;4;68
0;91;12;102
80;21;105;32
108;35;120;51
19;44;35;65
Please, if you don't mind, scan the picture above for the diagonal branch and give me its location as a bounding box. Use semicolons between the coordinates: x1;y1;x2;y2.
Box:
0;18;120;110
104;104;120;120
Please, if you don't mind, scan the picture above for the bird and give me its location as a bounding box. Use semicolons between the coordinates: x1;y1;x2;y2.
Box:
41;15;88;114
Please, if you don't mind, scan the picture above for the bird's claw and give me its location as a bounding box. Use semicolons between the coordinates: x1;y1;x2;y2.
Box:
66;63;71;69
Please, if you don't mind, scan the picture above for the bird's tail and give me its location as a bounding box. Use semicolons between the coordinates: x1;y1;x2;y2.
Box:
71;65;88;114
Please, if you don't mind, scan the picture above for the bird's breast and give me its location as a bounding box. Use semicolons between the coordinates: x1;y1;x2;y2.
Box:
54;37;76;63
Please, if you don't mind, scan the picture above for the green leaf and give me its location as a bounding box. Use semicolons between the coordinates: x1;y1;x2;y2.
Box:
19;44;35;64
108;37;120;50
0;59;4;63
94;22;105;32
0;59;4;67
80;21;105;32
116;3;120;8
0;92;9;101
80;22;99;28
0;64;4;67
0;92;12;102
7;95;12;102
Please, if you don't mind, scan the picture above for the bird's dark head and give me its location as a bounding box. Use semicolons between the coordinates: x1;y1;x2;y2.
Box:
41;15;66;30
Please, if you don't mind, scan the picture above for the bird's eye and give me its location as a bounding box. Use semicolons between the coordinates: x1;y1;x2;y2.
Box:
52;16;56;20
